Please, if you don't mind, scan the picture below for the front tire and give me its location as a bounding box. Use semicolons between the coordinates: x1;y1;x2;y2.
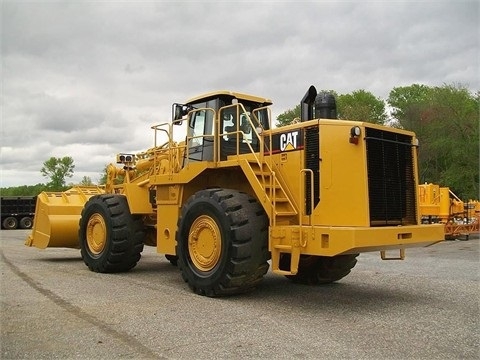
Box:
176;189;269;297
280;254;358;285
79;195;145;273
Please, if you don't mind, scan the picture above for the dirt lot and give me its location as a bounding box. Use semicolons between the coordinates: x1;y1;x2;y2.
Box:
1;230;479;359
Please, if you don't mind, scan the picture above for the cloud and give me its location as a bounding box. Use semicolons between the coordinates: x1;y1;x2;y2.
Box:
1;0;478;187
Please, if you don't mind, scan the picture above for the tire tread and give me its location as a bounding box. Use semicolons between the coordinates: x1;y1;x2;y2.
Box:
177;188;269;296
79;195;145;273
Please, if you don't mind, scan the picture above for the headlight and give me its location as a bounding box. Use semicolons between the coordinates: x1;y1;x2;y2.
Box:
116;153;135;164
350;126;361;137
349;126;361;144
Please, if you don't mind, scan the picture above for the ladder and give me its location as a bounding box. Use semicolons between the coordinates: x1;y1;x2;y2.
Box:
243;159;298;226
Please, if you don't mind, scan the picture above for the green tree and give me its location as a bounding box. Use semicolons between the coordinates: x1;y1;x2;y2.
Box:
98;165;108;185
275;89;338;127
0;184;47;196
276;89;386;126
276;104;300;127
337;90;387;124
40;156;75;190
79;176;93;186
388;84;431;130
388;84;479;199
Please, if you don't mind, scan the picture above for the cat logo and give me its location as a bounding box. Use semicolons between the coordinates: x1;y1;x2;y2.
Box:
280;131;299;151
269;129;304;154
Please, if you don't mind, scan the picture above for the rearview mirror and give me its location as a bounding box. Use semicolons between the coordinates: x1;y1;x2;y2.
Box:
173;104;184;121
172;103;196;125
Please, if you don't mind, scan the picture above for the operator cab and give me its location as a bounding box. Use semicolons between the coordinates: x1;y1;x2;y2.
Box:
173;91;272;162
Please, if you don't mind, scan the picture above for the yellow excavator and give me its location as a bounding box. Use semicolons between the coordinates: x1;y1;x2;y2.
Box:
26;86;444;296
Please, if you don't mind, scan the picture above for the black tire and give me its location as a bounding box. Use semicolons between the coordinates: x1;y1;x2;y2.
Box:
79;194;145;273
3;217;18;230
176;188;269;297
280;254;358;285
19;217;33;229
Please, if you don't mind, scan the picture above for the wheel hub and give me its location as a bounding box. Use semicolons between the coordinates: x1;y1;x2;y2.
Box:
188;215;221;272
86;213;107;255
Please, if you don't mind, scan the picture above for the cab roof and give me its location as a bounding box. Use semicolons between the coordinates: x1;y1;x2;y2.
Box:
186;90;272;106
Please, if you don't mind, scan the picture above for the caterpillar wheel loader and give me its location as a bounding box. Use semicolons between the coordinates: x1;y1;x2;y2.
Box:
26;86;444;297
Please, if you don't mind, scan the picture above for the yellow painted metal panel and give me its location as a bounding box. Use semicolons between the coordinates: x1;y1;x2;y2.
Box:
270;223;445;258
155;185;182;255
25;187;104;249
123;182;153;214
186;90;272;106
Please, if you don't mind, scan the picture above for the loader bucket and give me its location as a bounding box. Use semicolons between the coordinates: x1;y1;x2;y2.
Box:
25;186;105;249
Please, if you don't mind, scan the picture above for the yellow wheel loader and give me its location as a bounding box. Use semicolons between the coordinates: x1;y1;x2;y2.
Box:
26;86;444;296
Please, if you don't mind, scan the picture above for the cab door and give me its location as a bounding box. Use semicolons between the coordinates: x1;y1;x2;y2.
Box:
186;108;215;163
219;105;256;160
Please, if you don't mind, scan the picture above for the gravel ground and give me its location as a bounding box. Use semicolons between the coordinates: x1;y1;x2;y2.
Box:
1;230;479;359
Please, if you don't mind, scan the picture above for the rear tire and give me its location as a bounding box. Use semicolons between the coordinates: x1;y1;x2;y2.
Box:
19;217;33;229
3;217;18;230
79;194;145;273
280;254;358;285
176;189;269;297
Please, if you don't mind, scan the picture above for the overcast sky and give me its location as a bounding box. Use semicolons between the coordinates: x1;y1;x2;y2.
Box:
1;0;478;187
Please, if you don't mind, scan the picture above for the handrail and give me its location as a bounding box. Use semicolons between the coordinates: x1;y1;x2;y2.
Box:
220;104;297;224
252;106;272;166
219;104;268;185
149;122;174;177
151;122;174;147
147;104;297;225
271;171;277;227
252;106;297;209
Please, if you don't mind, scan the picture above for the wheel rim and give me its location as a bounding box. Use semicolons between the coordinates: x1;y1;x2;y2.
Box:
188;215;222;272
86;213;107;255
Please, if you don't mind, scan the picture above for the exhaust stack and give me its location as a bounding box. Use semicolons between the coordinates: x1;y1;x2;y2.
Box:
300;85;337;121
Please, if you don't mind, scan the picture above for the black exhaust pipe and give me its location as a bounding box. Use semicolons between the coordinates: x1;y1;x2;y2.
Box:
300;86;337;121
300;85;317;121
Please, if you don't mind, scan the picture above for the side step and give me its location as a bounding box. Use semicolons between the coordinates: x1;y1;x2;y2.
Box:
270;244;300;276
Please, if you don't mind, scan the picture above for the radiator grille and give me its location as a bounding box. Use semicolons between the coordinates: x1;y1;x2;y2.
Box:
365;128;417;226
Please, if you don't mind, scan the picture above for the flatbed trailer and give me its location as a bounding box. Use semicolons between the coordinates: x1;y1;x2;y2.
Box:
1;196;36;230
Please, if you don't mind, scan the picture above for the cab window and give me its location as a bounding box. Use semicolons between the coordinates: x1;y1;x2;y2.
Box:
190;110;206;145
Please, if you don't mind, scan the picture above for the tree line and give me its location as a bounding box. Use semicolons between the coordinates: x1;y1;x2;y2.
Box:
1;83;478;200
1;156;99;196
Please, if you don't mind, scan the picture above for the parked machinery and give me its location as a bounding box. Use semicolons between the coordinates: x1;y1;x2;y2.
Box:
26;87;444;296
418;183;479;239
1;196;36;230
